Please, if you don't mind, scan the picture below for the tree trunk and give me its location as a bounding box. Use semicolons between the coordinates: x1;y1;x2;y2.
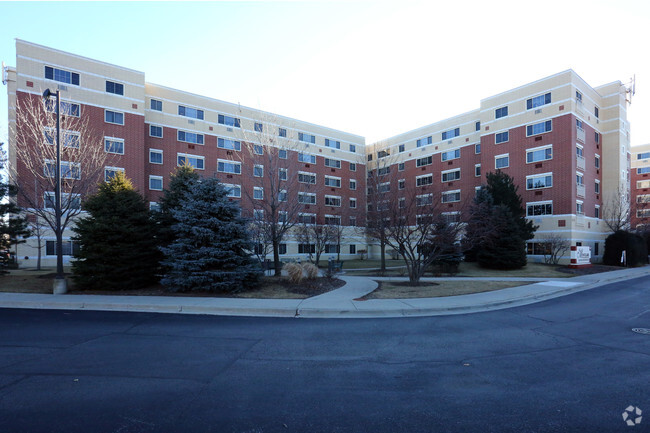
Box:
380;236;386;273
272;240;282;277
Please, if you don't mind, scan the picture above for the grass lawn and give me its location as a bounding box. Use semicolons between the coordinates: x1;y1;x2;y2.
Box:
0;268;344;299
361;280;536;300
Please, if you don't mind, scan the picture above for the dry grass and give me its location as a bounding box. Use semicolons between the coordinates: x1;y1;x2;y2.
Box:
361;280;535;300
0;269;344;299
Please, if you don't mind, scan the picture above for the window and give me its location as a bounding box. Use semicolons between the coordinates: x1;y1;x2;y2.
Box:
595;132;600;144
595;206;600;219
325;215;342;226
638;209;650;218
149;149;163;164
178;106;204;120
254;165;264;177
325;195;341;207
475;143;481;154
399;198;406;209
416;156;433;167
442;128;460;140
298;172;316;184
149;175;163;191
416;174;433;186
104;138;124;154
252;144;263;155
576;119;584;130
44;160;81;180
526;173;553;190
223;184;241;198
349;244;356;254
526;120;552;136
216;138;239;151
638;167;650;175
576;201;584;215
526;92;552;109
495;106;508;119
279;168;287;181
298;153;316;164
298;244;316;254
298;132;316;144
576;145;584;158
46;240;80;256
150;125;163;138
218;114;241;127
150;99;162;111
350;162;357;171
105;110;124;125
298;193;316;205
349;144;356;153
179;154;205;170
594;106;599;118
399;144;405;153
324;158;341;169
475;164;481;177
377;167;390;176
325;176;341;188
637;194;650;204
476;122;481;132
254;123;263;132
106;81;124;95
253;187;264;200
637;152;650;160
368;154;373;162
527;145;553;163
278;190;288;202
325;139;340;149
398;162;405;171
441;148;460;161
178;130;204;145
253;209;264;221
278;211;288;222
46;129;80;148
527;242;553;256
442;190;461;203
216;159;240;174
279;128;287;137
324;244;340;254
378;182;390;193
377;150;390;159
349;179;356;190
441;169;460;182
526;201;553;216
43;192;80;210
104;166;124;182
417;136;432;147
417;194;433;206
279;149;288;159
495;131;509;144
45;100;80;117
298;213;316;224
638;180;650;189
495;154;509;169
594;180;600;194
44;66;79;85
576;91;582;102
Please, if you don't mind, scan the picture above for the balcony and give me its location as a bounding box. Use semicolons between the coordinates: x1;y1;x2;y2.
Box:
576;155;585;171
577;184;585;198
576;98;584;115
576;213;585;227
576;127;585;143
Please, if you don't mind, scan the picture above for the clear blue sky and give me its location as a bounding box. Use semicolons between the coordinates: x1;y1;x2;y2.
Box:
1;0;649;146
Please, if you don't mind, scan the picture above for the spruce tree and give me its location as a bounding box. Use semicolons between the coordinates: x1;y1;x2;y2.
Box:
0;182;30;252
160;177;260;292
72;173;160;290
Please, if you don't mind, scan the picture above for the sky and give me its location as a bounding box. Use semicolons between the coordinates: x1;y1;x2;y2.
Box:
1;0;649;147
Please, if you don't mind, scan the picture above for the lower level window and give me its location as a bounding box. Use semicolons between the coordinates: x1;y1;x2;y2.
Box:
46;240;80;256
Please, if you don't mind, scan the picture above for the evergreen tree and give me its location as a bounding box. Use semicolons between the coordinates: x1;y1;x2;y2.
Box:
0;182;30;252
160;177;260;292
465;171;537;269
72;173;160;290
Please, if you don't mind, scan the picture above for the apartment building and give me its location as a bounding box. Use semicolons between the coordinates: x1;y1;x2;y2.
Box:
4;40;367;266
631;143;650;229
366;70;632;262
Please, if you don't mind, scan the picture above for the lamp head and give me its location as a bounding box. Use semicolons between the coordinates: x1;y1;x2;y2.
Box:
42;88;52;99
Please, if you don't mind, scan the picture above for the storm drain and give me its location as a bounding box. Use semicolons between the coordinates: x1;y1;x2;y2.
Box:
631;328;650;335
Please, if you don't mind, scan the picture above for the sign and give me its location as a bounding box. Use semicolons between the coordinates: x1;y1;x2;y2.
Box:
569;246;591;268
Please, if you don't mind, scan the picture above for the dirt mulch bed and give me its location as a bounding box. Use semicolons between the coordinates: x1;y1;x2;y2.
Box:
360;280;535;300
0;271;345;299
555;264;623;276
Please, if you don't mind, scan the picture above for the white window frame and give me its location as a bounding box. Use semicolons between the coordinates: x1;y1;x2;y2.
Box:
325;195;342;207
149;149;163;164
324;175;341;188
149;175;163;191
149;124;163;138
104;109;124;126
495;153;509;169
104;166;124;182
223;183;242;198
441;168;461;182
298;171;317;184
253;164;264;177
324;158;341;169
526;144;553;164
526;173;553;190
216;159;240;174
298;192;317;205
178;153;205;170
441;190;461;203
441;148;460;162
475;164;481;177
253;187;264;200
416;174;433;186
526;200;553;216
104;136;124;155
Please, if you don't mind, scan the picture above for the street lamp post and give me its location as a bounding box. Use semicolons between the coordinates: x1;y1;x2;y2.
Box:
43;88;67;294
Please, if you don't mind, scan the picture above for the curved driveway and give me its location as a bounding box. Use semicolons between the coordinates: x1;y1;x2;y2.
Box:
0;276;648;432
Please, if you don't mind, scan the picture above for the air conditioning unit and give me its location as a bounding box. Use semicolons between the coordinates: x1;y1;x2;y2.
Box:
535;109;542;114
227;127;233;132
188;120;195;125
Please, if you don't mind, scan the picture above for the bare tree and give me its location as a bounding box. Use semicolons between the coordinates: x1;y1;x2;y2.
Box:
295;222;336;266
8;92;107;239
537;234;571;265
26;214;50;270
381;184;467;284
602;186;631;232
237;112;322;276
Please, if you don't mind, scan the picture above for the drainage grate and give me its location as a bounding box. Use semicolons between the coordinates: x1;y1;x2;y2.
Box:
632;328;650;335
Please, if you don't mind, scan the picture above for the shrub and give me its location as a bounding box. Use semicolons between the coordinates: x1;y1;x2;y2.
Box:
284;263;303;283
302;263;319;279
603;230;649;267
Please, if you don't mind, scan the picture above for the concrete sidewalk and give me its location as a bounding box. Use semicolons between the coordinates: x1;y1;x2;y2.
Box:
0;266;648;318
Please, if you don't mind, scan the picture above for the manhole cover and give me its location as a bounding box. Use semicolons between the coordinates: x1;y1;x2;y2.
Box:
632;328;650;335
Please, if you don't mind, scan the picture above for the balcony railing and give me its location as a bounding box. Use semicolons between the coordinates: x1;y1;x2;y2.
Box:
577;155;585;171
577;184;585;198
576;127;586;143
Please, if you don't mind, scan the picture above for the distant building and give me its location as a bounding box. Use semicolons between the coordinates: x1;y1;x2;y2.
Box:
631;143;650;230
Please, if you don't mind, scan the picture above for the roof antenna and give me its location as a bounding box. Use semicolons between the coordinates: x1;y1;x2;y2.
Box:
624;74;636;104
